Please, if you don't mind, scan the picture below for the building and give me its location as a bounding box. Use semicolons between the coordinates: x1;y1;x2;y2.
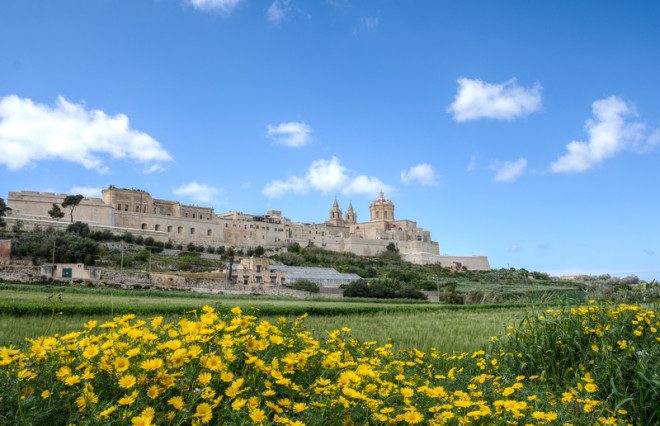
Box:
270;265;361;288
230;257;287;287
5;186;490;270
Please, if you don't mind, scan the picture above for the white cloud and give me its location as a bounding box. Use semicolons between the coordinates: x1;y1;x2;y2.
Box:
267;0;290;24
0;95;172;173
69;186;102;198
492;158;527;183
173;181;220;203
186;0;242;13
262;175;307;198
448;78;542;122
361;16;379;31
400;163;439;186
551;96;657;173
262;156;392;198
266;121;312;147
467;155;477;172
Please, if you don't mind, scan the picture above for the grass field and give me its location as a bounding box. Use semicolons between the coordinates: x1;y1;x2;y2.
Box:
0;282;532;352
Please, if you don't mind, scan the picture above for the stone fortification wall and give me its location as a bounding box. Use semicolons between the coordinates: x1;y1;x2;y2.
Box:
0;264;43;282
8;191;115;226
3;217;168;242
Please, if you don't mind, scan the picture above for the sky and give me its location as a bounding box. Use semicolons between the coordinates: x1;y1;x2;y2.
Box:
1;0;659;280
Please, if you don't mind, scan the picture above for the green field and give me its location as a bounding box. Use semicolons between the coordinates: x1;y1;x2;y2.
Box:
0;282;533;352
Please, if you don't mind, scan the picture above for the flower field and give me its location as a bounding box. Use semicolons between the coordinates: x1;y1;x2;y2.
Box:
0;303;657;425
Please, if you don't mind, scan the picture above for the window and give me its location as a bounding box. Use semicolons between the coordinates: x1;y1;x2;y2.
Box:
256;265;262;272
167;226;173;232
185;213;188;218
376;211;380;219
190;228;195;235
207;229;212;236
136;206;140;212
155;224;161;231
141;223;147;230
177;226;182;234
125;205;128;211
117;204;121;210
384;211;388;219
193;213;196;219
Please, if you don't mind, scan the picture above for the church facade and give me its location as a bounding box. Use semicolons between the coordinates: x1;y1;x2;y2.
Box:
5;186;490;270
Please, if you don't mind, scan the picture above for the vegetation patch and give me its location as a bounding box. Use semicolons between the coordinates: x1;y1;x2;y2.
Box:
0;302;655;424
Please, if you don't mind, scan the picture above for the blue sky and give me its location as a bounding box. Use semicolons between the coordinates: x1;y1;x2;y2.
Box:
1;0;659;279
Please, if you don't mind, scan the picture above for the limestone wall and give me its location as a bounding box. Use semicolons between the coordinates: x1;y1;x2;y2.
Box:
8;191;115;226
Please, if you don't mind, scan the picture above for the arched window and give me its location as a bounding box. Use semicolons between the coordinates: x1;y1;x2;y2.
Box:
190;228;195;235
155;224;161;231
177;226;183;234
207;229;212;236
167;226;172;232
141;223;147;230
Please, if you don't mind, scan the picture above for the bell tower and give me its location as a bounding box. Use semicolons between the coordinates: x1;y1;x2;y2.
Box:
369;191;394;222
328;198;344;226
345;202;357;224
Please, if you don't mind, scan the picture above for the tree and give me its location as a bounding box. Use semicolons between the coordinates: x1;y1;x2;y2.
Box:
386;242;399;253
0;197;11;229
254;245;265;256
62;194;84;223
291;279;320;293
226;247;236;283
48;203;65;220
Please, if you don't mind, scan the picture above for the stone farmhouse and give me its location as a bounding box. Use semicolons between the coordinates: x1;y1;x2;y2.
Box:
5;186;490;270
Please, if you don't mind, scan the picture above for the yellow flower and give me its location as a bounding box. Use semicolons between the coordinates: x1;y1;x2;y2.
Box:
99;406;117;419
584;383;598;393
401;388;414;398
114;357;130;372
293;402;308;412
249;408;267;423
83;345;100;359
617;340;628;350
194;403;213;423
65;375;81;386
147;385;160;399
119;374;137;389
198;372;212;385
41;390;51;399
168;396;185;410
140;358;164;371
591;344;599;352
232;398;247;411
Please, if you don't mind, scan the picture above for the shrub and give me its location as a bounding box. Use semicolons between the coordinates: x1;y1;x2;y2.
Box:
290;279;320;293
121;232;134;243
206;246;216;254
279;252;304;266
287;242;301;253
134;235;144;245
143;237;155;247
66;221;90;237
495;303;659;421
163;240;174;249
254;245;265;256
343;279;426;300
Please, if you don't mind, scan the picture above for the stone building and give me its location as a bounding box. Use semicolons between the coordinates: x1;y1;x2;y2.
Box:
5;186;490;270
230;257;286;287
